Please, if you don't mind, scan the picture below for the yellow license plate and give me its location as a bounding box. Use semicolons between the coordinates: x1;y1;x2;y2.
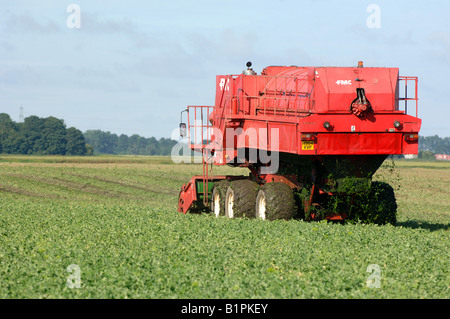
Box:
302;141;314;150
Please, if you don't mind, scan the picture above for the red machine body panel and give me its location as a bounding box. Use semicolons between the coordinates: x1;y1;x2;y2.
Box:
203;64;420;161
313;67;399;112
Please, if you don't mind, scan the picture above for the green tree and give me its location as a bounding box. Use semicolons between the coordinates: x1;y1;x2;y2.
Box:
0;113;17;153
0;113;90;155
41;117;67;155
66;127;87;155
418;150;435;160
2;132;29;154
83;130;118;154
82;130;178;155
85;143;94;156
419;135;450;154
117;134;129;154
21;115;45;154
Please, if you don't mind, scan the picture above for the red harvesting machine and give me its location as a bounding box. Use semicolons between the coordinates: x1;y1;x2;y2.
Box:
177;61;421;224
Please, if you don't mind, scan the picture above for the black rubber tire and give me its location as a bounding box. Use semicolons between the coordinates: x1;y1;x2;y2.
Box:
210;180;230;217
255;182;296;220
224;179;259;218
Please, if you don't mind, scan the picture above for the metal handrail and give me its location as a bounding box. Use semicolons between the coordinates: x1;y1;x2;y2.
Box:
397;76;419;117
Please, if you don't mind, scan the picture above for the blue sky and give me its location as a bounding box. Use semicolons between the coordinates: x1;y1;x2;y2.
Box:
0;0;449;138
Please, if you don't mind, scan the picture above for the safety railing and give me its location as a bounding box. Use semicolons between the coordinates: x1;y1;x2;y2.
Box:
187;105;213;151
215;74;315;120
252;75;315;117
185;105;214;207
397;76;419;117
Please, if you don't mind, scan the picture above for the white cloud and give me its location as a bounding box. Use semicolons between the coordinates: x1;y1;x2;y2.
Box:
5;12;60;33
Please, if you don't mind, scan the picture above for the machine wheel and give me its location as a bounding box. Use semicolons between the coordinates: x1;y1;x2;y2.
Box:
210;180;230;217
224;180;259;218
255;182;296;220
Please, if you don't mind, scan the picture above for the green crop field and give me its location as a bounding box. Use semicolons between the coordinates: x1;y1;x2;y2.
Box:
0;155;448;299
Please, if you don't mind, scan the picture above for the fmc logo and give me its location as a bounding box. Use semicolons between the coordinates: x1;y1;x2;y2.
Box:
335;80;352;85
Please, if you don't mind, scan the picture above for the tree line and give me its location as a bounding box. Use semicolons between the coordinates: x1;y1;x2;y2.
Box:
419;135;450;154
0;113;177;156
418;135;450;160
83;130;177;155
0;113;90;155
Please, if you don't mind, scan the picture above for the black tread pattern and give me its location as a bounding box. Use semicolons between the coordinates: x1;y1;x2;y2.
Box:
257;182;296;220
229;180;259;218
